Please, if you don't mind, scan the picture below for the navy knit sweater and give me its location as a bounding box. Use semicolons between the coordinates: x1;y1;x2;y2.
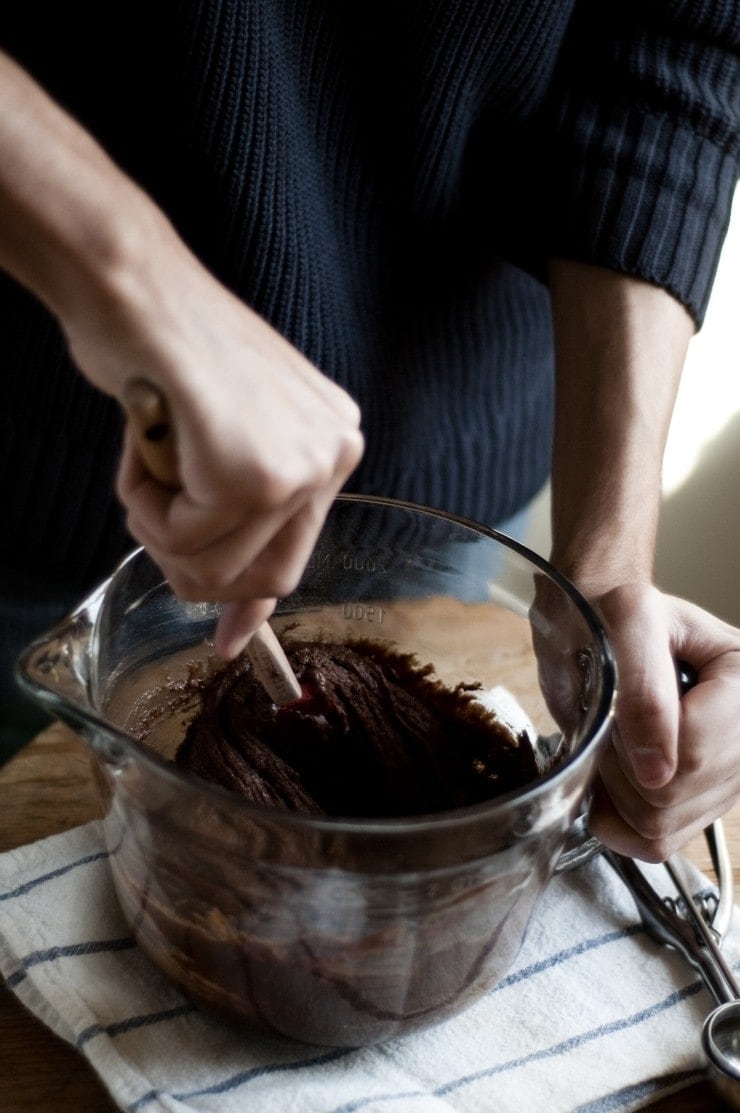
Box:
2;1;740;593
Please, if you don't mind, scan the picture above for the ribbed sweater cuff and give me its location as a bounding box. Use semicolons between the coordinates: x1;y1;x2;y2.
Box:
545;109;739;327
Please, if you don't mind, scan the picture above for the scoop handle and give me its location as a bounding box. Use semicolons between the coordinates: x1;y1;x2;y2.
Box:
121;378;302;705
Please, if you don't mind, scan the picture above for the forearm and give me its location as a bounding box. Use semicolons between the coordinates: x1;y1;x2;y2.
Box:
0;49;183;398
547;259;694;591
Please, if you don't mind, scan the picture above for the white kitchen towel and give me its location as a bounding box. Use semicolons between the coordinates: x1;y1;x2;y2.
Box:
0;820;736;1113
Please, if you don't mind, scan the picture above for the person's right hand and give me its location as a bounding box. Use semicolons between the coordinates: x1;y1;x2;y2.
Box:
0;49;365;658
66;224;364;658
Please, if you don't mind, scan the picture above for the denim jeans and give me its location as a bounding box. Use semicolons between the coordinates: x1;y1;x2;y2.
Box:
0;574;80;764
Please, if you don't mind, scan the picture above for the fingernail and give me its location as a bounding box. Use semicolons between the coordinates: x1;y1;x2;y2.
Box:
629;748;673;787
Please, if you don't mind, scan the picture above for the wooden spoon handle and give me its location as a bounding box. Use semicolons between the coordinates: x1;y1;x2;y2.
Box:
122;378;180;487
122;378;302;704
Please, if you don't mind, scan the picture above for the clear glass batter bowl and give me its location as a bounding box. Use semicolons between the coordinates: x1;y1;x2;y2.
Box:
16;494;616;1047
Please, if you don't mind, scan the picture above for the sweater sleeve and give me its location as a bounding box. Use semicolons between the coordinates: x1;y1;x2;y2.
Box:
538;0;740;326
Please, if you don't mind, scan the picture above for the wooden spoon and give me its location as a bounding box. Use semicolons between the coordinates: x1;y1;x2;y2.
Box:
122;378;302;705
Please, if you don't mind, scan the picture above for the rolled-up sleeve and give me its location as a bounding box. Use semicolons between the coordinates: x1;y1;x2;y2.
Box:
538;1;740;325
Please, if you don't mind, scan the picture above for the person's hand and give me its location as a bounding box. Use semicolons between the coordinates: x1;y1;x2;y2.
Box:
64;227;364;659
543;261;740;861
0;50;364;659
114;289;363;658
583;582;740;861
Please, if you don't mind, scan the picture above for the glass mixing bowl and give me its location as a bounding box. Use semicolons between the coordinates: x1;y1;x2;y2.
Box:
16;494;616;1047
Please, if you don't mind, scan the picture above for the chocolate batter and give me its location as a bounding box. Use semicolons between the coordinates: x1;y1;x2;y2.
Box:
175;639;538;818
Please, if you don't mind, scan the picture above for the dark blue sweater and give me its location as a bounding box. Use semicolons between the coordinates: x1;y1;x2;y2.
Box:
2;0;739;591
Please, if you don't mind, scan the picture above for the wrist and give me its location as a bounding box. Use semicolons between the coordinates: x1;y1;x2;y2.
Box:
549;474;660;592
549;540;655;601
0;50;185;399
56;195;187;398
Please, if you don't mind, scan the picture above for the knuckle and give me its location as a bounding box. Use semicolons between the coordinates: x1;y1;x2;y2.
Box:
636;779;678;809
302;429;363;489
630;806;675;847
248;459;305;509
167;562;222;600
274;568;303;598
635;837;677;865
165;569;200;600
254;566;302;600
305;452;336;492
166;536;202;560
252;468;292;509
636;809;666;841
191;571;224;596
245;426;364;507
675;746;702;778
340;427;365;473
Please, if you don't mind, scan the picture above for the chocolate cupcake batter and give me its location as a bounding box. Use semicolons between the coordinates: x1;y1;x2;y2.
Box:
175;639;538;817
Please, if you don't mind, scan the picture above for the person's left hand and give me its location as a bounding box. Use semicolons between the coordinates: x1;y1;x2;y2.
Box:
584;581;740;861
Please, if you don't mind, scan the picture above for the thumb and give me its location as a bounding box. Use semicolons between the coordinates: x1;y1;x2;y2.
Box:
599;585;679;790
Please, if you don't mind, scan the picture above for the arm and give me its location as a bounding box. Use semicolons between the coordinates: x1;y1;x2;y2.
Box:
548;261;690;602
0;50;364;655
548;259;740;860
533;4;740;859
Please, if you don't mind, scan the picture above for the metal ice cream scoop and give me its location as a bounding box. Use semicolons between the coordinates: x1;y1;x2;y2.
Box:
605;843;740;1109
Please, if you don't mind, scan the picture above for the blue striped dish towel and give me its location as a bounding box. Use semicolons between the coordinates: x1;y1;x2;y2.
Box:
0;820;736;1113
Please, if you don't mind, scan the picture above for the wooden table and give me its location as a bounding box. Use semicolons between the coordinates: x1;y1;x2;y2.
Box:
1;722;738;1112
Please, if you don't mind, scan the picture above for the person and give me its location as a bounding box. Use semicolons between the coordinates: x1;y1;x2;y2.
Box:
1;2;740;864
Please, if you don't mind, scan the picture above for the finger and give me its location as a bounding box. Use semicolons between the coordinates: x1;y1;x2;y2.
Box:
213;598;278;659
118;432;191;553
122;481;252;557
116;424;151;495
164;402;361;547
121;425;359;559
136;489;328;602
118;424;204;547
589;773;740;861
243;489;338;595
599;741;733;827
208;491;346;658
119;424;310;559
593;729;740;854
